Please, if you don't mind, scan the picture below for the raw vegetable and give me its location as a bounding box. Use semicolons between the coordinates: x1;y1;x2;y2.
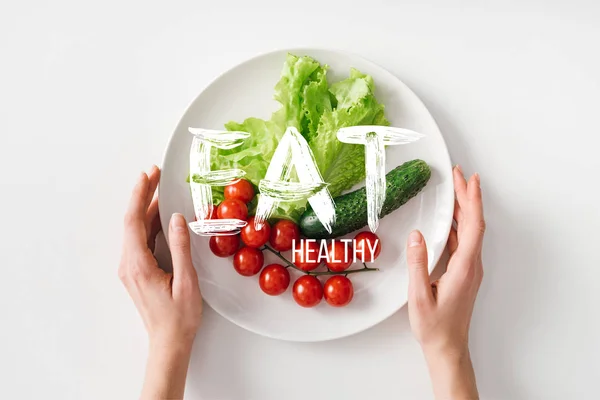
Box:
233;247;264;276
216;198;248;220
324;276;354;307
209;235;240;258
308;69;389;197
202;185;380;308
240;217;271;248
291;239;321;271
269;219;300;252
299;159;431;239
325;241;353;272
292;275;323;308
259;264;290;296
353;232;381;262
224;179;255;203
206;53;390;222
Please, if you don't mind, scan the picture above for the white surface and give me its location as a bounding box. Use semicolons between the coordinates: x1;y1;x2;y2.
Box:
159;48;453;342
1;0;599;399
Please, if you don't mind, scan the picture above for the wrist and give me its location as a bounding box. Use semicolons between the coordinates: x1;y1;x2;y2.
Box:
142;335;194;400
422;344;478;400
423;341;469;366
149;333;195;358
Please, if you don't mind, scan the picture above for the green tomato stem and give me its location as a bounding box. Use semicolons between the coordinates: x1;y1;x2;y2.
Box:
261;245;379;276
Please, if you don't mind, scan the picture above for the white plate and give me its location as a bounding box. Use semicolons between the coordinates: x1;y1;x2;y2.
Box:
159;48;454;342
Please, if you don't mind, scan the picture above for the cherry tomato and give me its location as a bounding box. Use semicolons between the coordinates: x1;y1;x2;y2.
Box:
269;220;300;251
354;232;381;262
240;217;271;248
292;275;323;308
217;199;248;220
292;239;321;271
233;247;264;276
224;179;255;203
259;264;290;296
209;235;240;257
326;240;352;272
323;276;354;307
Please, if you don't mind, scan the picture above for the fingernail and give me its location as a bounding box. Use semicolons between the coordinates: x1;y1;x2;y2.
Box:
474;173;480;185
408;230;423;247
456;164;463;173
171;213;187;231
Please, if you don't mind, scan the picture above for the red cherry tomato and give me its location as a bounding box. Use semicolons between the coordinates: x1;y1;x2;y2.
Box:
354;232;381;262
323;276;354;307
325;240;352;272
292;239;321;271
292;275;323;308
233;247;264;276
259;264;290;296
224;179;255;203
240;217;271;248
209;235;240;257
269;220;300;251
217;199;248;220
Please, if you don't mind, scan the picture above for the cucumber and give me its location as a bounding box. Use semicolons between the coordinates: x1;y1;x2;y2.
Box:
299;159;431;239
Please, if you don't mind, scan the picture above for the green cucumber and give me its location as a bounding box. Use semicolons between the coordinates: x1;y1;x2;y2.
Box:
299;159;431;239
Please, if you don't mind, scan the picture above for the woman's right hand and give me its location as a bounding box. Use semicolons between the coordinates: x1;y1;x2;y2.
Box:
407;165;485;399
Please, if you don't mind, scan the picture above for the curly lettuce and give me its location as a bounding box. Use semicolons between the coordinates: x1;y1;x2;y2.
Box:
211;54;327;185
309;68;389;197
207;54;389;222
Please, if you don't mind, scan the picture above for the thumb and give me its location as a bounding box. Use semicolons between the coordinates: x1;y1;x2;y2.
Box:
168;213;197;293
406;230;433;306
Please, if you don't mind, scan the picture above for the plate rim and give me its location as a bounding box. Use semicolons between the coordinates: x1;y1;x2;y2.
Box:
158;47;454;342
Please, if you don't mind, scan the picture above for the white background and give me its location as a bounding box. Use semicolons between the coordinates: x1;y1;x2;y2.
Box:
1;1;599;399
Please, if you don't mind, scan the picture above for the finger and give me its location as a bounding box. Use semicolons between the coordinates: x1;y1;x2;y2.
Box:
453;198;463;223
448;225;458;255
467;173;484;219
406;230;434;307
146;198;162;252
145;165;161;209
168;213;198;298
124;173;150;249
461;173;486;256
146;196;160;238
453;165;468;208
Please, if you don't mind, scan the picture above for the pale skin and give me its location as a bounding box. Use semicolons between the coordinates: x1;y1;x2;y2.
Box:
119;165;484;400
407;165;485;400
119;166;202;400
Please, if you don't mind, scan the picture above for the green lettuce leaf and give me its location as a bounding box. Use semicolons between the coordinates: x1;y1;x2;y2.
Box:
272;54;323;131
301;67;332;142
210;54;328;185
199;55;389;222
309;68;389;197
215;118;283;186
208;54;328;219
